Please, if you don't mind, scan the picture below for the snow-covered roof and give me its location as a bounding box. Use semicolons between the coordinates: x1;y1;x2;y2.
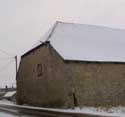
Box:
4;91;16;98
48;22;125;62
23;21;125;62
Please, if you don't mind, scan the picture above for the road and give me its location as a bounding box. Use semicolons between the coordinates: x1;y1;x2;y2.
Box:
0;112;14;117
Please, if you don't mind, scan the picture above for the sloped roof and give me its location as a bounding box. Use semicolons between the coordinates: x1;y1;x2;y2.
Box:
23;21;125;62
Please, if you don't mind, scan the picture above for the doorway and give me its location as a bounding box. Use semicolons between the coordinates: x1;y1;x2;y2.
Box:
73;93;78;107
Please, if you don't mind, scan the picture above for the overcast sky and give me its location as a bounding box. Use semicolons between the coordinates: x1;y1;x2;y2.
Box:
0;0;125;88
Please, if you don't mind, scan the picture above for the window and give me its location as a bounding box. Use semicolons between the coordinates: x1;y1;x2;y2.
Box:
37;64;43;77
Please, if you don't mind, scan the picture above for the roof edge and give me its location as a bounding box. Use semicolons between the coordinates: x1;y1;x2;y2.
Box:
21;22;58;58
55;21;125;31
46;21;58;41
21;41;50;58
64;59;125;64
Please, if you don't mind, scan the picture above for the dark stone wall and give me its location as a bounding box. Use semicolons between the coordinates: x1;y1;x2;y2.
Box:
17;44;74;108
67;62;125;107
17;43;125;108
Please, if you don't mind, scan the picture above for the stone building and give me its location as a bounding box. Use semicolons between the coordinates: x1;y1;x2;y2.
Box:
17;21;125;108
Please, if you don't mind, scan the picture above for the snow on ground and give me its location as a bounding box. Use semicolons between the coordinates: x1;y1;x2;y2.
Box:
0;112;37;117
0;99;15;105
0;100;125;117
0;112;16;117
67;106;125;117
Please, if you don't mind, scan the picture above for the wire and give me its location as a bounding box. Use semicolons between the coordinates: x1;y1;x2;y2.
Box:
0;48;13;57
0;57;14;60
0;60;15;73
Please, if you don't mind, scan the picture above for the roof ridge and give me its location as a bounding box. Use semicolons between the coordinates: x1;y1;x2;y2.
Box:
46;21;58;42
55;21;125;31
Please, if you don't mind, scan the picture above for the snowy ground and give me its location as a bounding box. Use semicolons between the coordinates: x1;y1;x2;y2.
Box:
0;99;15;105
0;100;125;117
0;112;37;117
0;100;37;117
67;106;125;117
0;112;15;117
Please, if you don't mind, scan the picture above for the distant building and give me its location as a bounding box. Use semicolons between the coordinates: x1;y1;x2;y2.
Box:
17;22;125;108
0;87;16;92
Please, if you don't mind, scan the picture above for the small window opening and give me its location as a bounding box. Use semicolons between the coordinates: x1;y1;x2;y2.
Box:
37;64;43;77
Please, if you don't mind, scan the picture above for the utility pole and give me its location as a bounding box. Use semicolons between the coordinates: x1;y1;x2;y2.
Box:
15;56;18;77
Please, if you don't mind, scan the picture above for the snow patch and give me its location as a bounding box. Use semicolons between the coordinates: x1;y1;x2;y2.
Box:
67;106;125;117
0;100;125;117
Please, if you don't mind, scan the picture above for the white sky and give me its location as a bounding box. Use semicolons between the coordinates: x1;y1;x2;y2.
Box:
0;0;125;88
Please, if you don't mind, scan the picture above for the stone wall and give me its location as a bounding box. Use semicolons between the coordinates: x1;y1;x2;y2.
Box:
17;43;125;108
17;43;74;108
67;62;125;107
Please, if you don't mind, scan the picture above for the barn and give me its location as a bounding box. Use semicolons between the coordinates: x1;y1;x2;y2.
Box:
17;21;125;108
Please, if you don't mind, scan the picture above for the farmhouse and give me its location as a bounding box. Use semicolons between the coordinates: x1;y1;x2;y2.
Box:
17;21;125;108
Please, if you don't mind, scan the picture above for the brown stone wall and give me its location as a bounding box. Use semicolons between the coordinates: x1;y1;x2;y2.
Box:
67;62;125;107
17;44;74;108
17;43;125;108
